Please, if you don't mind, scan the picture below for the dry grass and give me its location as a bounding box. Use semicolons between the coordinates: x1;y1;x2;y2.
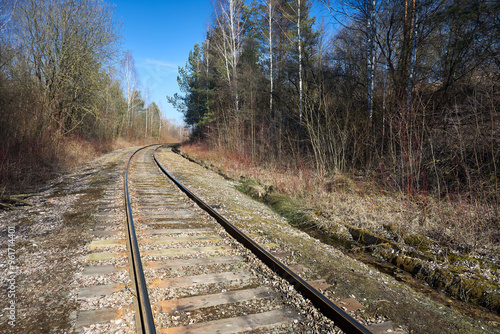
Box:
181;143;499;260
58;137;110;168
0;130;182;195
1;137;137;194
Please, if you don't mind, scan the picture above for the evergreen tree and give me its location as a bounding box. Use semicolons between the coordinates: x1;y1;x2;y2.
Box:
168;43;213;136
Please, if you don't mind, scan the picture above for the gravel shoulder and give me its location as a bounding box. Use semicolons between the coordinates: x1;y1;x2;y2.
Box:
0;147;136;333
156;147;499;334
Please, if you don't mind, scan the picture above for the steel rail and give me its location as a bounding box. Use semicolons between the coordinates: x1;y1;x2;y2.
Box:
153;146;372;334
124;145;157;334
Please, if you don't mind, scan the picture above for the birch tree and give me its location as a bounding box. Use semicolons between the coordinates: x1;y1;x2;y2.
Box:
144;85;150;138
405;0;418;112
298;0;303;127
318;0;377;121
121;51;140;130
213;0;244;116
264;0;275;117
366;0;375;121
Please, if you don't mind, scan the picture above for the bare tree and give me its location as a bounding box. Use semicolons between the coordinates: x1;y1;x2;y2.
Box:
0;0;16;34
298;0;303;127
405;0;418;112
121;51;140;130
263;0;275;118
13;0;120;134
318;0;377;121
213;0;244;116
144;85;150;138
367;0;375;121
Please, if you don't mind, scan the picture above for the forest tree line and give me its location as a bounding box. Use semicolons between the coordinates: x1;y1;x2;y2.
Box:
0;0;179;189
171;0;499;201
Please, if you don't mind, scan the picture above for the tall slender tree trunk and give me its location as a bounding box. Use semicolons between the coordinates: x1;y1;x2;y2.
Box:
298;0;303;128
158;117;162;140
268;0;273;118
406;0;418;112
205;39;210;113
382;61;387;152
229;0;239;116
367;0;375;122
145;105;148;138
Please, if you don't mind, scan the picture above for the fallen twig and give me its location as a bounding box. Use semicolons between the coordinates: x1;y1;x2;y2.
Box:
0;193;42;209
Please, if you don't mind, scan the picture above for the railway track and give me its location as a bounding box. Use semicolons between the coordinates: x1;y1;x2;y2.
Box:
80;145;373;333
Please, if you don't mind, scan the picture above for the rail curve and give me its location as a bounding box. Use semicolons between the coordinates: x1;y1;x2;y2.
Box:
123;144;372;334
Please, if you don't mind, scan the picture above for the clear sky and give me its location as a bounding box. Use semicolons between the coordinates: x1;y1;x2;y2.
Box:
112;0;213;125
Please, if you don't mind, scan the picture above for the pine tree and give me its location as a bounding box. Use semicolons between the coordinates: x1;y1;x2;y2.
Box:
168;43;212;136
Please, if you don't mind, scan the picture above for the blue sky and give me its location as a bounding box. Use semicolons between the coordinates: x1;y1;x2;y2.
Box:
112;0;213;125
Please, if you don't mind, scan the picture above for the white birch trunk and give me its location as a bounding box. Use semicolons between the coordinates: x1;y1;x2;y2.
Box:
158;117;162;140
214;0;241;116
229;0;239;115
406;0;418;112
122;52;138;129
268;0;273;116
367;0;375;122
205;39;210;111
298;0;303;128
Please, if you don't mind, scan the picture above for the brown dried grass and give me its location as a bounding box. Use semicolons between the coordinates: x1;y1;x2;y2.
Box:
181;143;499;259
